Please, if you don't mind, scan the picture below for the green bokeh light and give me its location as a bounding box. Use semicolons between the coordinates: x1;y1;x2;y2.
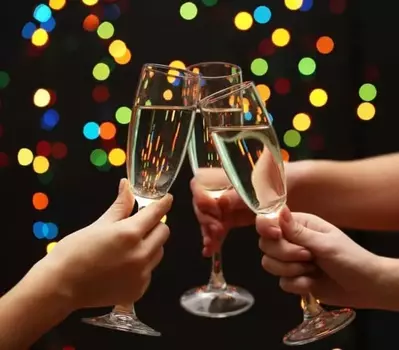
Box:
115;106;132;124
0;71;10;89
97;22;114;39
283;129;301;147
93;63;110;81
298;57;316;76
90;149;107;166
202;0;218;6
180;2;198;20
250;58;268;76
359;83;377;102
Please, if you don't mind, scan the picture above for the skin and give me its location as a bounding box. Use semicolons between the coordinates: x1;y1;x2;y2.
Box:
0;179;172;350
191;153;399;256
257;206;399;311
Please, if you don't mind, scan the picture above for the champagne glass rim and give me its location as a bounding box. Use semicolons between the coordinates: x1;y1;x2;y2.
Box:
199;81;254;106
186;61;242;80
142;63;199;80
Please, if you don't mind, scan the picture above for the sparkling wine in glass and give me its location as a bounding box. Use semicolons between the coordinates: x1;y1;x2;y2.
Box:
180;62;254;318
199;81;356;345
82;63;200;336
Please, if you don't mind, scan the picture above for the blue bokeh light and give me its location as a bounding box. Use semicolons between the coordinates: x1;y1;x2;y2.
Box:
41;109;60;130
33;4;52;23
104;4;121;21
41;17;56;32
244;112;253;121
44;222;59;239
300;0;313;11
83;121;100;140
268;113;274;123
253;6;272;24
33;221;45;239
22;22;37;39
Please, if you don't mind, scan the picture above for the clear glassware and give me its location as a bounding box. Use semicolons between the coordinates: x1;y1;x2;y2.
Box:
199;81;356;345
82;63;200;336
179;62;254;318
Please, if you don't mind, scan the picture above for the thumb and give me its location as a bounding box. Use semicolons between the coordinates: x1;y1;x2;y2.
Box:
97;179;135;223
279;207;319;250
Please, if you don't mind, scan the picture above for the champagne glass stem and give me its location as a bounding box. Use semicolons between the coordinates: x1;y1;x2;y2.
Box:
207;246;227;290
301;293;323;321
113;201;147;316
113;303;137;317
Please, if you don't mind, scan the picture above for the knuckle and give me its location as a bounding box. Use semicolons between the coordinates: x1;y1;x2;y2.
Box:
116;226;140;245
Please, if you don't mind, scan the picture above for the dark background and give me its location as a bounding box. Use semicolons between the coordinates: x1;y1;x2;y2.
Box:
0;0;398;349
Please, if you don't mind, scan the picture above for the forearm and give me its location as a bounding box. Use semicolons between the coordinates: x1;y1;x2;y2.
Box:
0;263;72;350
287;153;399;231
374;257;399;311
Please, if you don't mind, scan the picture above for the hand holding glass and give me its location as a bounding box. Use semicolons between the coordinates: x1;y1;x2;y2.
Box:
199;81;355;346
82;64;200;336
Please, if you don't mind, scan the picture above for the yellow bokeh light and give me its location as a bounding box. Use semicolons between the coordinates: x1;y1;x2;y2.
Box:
49;0;66;10
256;84;271;101
109;40;127;59
108;148;126;166
167;69;180;84
33;156;50;174
309;88;328;107
234;12;254;31
114;48;131;65
18;148;34;166
32;28;49;47
33;88;51;108
271;28;291;47
169;60;186;69
293;113;311;131
161;215;167;224
284;0;303;10
163;89;173;101
357;102;375;121
82;0;98;5
46;242;57;254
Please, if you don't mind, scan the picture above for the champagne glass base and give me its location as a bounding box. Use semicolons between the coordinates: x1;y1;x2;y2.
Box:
180;285;254;318
82;312;161;336
283;308;356;346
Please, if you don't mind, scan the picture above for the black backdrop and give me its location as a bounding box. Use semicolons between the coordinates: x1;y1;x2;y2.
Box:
1;0;399;349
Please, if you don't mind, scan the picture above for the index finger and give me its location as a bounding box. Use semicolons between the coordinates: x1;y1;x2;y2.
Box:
116;194;173;239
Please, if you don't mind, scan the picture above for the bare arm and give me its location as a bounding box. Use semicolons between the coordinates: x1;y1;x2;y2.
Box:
287;153;399;231
0;262;72;350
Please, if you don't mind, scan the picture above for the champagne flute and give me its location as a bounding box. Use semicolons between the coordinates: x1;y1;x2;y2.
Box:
199;81;356;346
82;63;200;336
180;62;254;318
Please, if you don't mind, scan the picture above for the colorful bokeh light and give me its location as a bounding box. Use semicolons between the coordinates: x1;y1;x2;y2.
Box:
180;2;198;20
234;12;253;31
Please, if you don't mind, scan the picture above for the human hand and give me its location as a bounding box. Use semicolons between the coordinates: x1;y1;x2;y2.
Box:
192;153;290;257
257;206;383;309
28;179;172;311
191;169;254;256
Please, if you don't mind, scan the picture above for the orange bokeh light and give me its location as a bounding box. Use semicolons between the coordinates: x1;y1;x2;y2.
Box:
280;149;290;162
100;122;116;140
83;14;100;32
114;48;131;65
33;192;49;210
316;36;334;54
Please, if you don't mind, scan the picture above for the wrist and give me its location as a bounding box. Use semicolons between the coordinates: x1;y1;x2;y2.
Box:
20;258;76;317
372;256;399;311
